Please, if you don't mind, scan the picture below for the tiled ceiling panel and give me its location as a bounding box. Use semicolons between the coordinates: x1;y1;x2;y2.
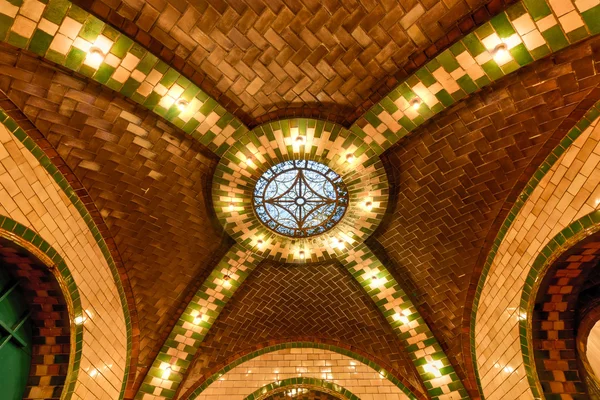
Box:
73;0;513;126
0;44;229;375
374;35;600;385
181;259;427;397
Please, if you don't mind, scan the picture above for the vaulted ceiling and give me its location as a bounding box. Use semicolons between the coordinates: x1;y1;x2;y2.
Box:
71;0;514;125
1;0;599;398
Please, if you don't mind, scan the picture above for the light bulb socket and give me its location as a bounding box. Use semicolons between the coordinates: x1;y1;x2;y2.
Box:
295;136;304;143
175;99;188;111
492;43;508;57
88;46;104;57
223;274;230;281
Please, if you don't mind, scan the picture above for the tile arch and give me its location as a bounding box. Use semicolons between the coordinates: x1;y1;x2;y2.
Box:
0;89;141;397
471;98;600;399
178;338;426;400
181;342;422;400
0;105;130;398
519;220;600;398
459;68;600;399
243;377;358;400
0;222;81;400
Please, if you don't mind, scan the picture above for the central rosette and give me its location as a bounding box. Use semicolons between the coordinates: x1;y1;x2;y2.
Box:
253;160;349;238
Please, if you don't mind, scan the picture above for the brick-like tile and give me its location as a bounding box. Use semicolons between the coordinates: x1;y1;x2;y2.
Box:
0;45;231;384
374;35;600;395
179;260;427;398
71;0;517;127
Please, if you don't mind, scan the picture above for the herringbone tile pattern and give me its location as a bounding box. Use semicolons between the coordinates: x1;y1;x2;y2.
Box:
0;45;230;377
181;260;426;397
374;35;600;389
72;0;515;126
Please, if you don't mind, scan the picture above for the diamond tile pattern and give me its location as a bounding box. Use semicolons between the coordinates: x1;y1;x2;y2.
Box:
71;0;514;126
374;35;600;391
180;260;426;398
0;45;230;379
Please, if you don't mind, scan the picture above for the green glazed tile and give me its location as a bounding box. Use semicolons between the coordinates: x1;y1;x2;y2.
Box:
583;5;600;34
27;29;52;55
491;13;516;38
542;24;569;51
523;0;552;20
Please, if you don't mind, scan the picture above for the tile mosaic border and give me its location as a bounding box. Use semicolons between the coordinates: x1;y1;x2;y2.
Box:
244;377;358;400
186;342;418;400
340;244;469;400
0;106;133;398
213;118;390;263
519;213;600;398
470;99;600;397
135;245;263;399
0;0;248;157
0;219;83;400
352;0;600;154
0;0;597;161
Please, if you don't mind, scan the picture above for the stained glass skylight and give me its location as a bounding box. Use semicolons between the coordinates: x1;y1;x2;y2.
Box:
253;160;348;237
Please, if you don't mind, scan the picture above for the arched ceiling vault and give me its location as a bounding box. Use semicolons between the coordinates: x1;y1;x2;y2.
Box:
0;0;599;399
70;0;517;127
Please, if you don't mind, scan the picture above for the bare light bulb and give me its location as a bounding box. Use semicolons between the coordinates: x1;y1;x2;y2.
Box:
299;250;305;259
222;274;231;288
492;43;508;61
161;366;171;379
228;202;235;212
176;99;188;111
346;153;355;163
364;201;373;211
88;47;105;64
411;98;421;110
257;239;264;249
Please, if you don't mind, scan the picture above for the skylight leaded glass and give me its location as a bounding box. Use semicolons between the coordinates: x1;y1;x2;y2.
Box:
253;160;348;237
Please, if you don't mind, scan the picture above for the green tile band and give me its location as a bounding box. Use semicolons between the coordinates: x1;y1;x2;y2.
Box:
0;0;597;159
243;377;359;400
0;107;133;399
0;219;83;400
470;100;600;398
0;0;248;157
339;244;469;400
135;245;264;399
186;342;418;400
351;0;600;154
519;212;600;399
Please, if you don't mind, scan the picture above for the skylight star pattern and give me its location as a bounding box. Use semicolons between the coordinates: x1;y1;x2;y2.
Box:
253;160;348;238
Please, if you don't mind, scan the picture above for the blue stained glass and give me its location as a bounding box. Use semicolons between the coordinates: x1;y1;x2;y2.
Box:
253;160;349;237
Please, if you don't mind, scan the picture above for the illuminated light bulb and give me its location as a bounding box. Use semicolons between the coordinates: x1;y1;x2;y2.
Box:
222;274;231;288
364;201;373;211
492;43;508;61
299;250;305;259
257;239;264;249
87;47;105;65
74;315;86;325
161;366;171;379
424;363;442;378
411;98;421;110
346;153;355;163
228;202;235;212
193;316;202;325
175;99;188;111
